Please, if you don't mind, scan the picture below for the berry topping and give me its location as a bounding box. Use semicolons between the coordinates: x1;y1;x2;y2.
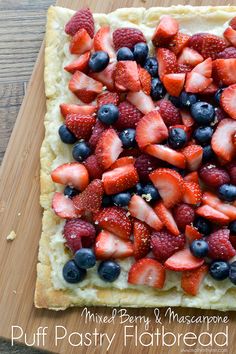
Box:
134;154;159;182
181;264;208;296
207;229;236;260
144;57;158;77
158;99;182;127
173;203;195;231
112;191;131;207
185;225;202;243
168;127;187;149
154;202;180;236
102;164;139;195
142;183;160;202
133;220;151;260
113;28;146;51
164;248;204;271
52;192;81;219
209;261;230;281
217;46;236;59
150;77;166;100
63;260;86;284
190;239;209;258
178;47;204;66
65;8;94;38
196;204;230;224
193;126;213;145
64;186;79;199
63;218;96;252
167;32;190;55
182;145;203;171
133;42;149;64
58;125;77;144
65;114;96;140
115;61;141;92
83;155;103;180
89;51;109;72
226;161;236;185
188;33;227;59
95;128;123;169
69;29;93;55
190;101;215;125
115;101;143;130
95;230;133;259
51;162;89;191
73;179;104;213
119;129;136;148
218;184;236;202
162;73;185;97
151;230;185;262
117;47;134;61
69;71;103;103
202;192;236;221
97;104;119;125
72;141;91;162
183;181;202;205
211;118;236;162
156;48;177;79
60;103;97;118
139;67;152;95
127;90;155;114
152;15;179;46
97;92;119;109
93;26;116;59
90;62;116;91
64;51;90;74
98;260;121;282
74;248;96;269
145;144;186;169
199;164;230;188
229;261;236;285
88;120;107;150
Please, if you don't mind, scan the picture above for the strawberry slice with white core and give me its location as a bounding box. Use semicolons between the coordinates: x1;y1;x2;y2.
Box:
64;51;90;74
102;164;139;195
128;258;166;289
93;26;116;59
127;90;155;114
177;47;204;66
149;168;184;208
95;230;133;259
220;85;236;120
181;264;208;296
182;145;203;171
154;202;180;236
60;103;97;118
196;205;230;224
184;171;199;183
51;163;89;191
156;48;177;79
202;192;236;221
69;71;103;103
69;28;93;55
224;26;236;47
183;181;202;205
152;15;179;46
129;194;163;231
145;144;186;169
90;62;116;92
185;225;202;243
211;118;236;161
135;110;168;148
52;192;81;219
165;248;204;271
213;59;236;86
185;72;212;93
163;73;186;97
192;58;212;77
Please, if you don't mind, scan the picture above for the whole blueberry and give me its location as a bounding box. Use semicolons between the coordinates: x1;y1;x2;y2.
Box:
98;104;119;125
169;95;181;108
135;183;144;196
58;125;77;144
98;260;121;282
102;195;113;207
133;42;149;64
142;183;160;202
190;239;209;258
229;261;236;285
229;221;236;234
209;261;229;281
193;126;213;145
218;184;236;202
63;260;86;283
180;92;198;108
64;186;79;198
144;57;158;77
151;78;166;101
193;217;212;235
214;88;224;105
89;51;109;72
74;248;96;269
190;102;215;125
202;145;215;162
112;192;131;207
117;47;134;61
119;129;136;148
72;141;91;162
168;128;187;149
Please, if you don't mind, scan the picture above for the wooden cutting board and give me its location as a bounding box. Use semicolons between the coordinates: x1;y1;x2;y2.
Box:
0;0;235;353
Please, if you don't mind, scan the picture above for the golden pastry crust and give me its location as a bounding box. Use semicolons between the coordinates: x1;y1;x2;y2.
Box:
35;5;236;311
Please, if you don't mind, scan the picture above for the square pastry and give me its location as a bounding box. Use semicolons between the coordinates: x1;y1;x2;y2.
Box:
35;5;236;310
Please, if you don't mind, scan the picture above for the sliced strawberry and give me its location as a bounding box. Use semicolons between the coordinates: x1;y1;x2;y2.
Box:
135;110;168;148
97;92;120;109
115;61;141;92
224;26;236;46
200;82;219;95
127;91;155;114
95;128;123;169
185;72;212;94
181;264;208;296
129;194;163;231
156;48;177;79
65;8;94;38
158;99;182;126
183;181;202;205
164;248;204;271
51;163;89;191
83;155;103;180
217;46;236;59
207;229;236;260
113;28;146;51
152;15;179;46
177;63;192;73
133;220;151;260
139;67;151;95
196;205;230;224
188;33;227;59
213;59;236;86
110;156;135;170
220;85;236;120
168;32;190;55
169;124;192;140
89;120;107;150
163;73;185;97
178;47;203;66
154;202;180;236
52;192;81;219
94;207;132;240
149;168;184;208
180;109;195;128
181;145;203;171
69;71;103;103
93;26;116;58
202;192;236;221
73;179;103;213
102;165;139;195
90;62;116;91
145;144;186;169
211;118;236;161
185;225;202;243
95;230;133;259
60;103;97;118
173;203;195;231
115;100;143;130
184;171;199;183
64;51;90;74
128;258;165;289
69;28;93;55
192;57;212;77
65;114;96;140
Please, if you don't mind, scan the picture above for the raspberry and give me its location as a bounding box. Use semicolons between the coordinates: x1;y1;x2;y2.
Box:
217;46;236;59
173;203;195;231
158;99;182;127
66;114;96;140
115;101;143;130
63;218;96;253
150;231;185;262
89;120;107;150
226;161;236;185
134;154;160;182
199;163;230;188
65;8;95;38
83;155;103;180
113;28;146;51
97;92;120;109
207;229;236;260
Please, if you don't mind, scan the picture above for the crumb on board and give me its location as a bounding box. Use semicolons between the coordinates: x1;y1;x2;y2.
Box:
17;212;21;216
13;290;17;295
6;230;16;241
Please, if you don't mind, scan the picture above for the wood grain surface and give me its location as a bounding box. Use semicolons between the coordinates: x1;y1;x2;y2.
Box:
0;0;235;353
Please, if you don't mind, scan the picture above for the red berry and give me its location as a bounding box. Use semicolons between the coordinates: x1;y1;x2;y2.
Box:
199;163;230;188
134;154;160;182
89;120;107;150
226;161;236;185
113;28;146;51
73;179;104;213
97;92;120;108
115;101;143;130
65;114;96;140
83;155;103;180
188;33;227;59
207;229;236;260
217;46;236;59
158;99;182;127
65;8;94;38
173;203;195;231
63;218;96;253
151;230;185;262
